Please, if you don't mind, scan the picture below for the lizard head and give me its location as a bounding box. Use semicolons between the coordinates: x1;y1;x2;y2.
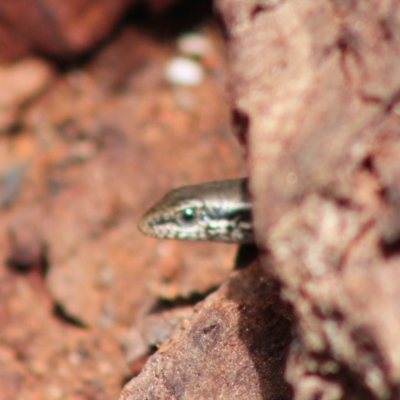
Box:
138;195;208;240
138;181;253;243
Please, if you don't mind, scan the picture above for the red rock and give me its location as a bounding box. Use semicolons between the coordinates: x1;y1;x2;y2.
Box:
0;0;136;61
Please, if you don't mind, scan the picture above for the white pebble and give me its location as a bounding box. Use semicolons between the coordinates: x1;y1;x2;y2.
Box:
177;33;211;58
164;57;204;86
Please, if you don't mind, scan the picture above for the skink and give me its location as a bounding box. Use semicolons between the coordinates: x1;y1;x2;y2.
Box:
138;178;253;243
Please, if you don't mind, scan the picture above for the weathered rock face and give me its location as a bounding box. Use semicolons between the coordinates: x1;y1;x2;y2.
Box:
120;263;292;400
217;0;400;398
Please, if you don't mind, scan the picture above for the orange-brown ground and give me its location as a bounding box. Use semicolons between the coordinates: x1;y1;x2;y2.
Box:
0;13;246;399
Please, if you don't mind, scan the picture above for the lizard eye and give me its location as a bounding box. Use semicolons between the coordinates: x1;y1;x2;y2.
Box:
177;207;198;226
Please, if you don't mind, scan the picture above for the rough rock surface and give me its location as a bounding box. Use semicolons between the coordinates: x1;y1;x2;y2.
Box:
120;263;292;400
218;0;400;398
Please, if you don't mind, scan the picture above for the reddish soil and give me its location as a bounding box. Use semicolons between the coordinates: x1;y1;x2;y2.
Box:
0;11;245;399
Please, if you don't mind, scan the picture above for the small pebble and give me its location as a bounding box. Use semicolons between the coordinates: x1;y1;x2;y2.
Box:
177;33;211;58
164;57;204;86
